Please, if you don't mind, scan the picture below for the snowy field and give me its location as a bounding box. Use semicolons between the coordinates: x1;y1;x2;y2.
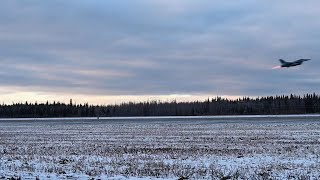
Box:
0;115;320;179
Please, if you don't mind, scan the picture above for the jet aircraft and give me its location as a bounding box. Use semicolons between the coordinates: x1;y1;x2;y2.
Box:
279;59;311;68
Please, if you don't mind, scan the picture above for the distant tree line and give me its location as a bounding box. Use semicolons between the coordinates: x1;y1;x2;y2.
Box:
0;93;320;118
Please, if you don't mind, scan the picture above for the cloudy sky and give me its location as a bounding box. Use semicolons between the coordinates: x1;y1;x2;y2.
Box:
1;0;319;104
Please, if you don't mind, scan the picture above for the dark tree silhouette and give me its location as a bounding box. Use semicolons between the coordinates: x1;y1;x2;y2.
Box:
0;94;319;118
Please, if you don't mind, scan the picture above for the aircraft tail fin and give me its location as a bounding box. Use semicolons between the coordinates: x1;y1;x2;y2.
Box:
279;59;287;65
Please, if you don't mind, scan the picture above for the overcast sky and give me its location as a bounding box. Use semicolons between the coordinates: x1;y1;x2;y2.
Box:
1;0;319;104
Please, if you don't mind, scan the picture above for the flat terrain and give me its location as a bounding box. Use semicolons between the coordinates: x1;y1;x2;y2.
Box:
0;115;320;179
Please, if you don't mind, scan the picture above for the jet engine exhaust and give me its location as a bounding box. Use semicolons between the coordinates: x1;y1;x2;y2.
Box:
272;66;282;69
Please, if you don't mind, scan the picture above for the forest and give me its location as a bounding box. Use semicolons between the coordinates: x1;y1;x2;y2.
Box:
0;93;319;118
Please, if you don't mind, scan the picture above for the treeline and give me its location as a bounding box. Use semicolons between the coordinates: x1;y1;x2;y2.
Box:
1;93;320;118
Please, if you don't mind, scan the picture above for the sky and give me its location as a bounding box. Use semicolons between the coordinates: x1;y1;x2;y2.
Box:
0;0;319;105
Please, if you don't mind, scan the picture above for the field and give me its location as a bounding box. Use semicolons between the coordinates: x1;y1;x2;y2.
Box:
0;115;320;179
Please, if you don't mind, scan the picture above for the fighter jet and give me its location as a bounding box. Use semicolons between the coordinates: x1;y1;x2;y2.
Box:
279;59;311;68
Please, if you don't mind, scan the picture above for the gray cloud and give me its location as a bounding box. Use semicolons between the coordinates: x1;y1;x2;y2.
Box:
0;0;320;98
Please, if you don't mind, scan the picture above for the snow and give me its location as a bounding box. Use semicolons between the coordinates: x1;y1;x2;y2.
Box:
0;113;320;121
0;116;320;179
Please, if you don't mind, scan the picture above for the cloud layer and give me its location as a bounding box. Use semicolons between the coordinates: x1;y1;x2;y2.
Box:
1;0;320;103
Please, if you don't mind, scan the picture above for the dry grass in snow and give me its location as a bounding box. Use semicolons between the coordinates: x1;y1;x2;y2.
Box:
0;116;319;179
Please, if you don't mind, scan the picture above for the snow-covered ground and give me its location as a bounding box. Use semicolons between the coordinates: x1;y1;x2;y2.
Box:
0;115;320;179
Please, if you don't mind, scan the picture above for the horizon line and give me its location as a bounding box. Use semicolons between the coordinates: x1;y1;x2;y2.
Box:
2;92;318;106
